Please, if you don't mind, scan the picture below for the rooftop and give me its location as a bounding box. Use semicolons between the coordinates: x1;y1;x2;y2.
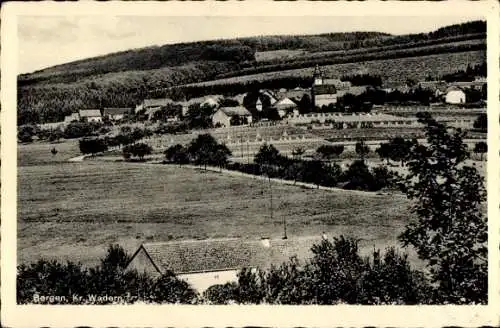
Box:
130;236;323;275
103;107;132;115
78;109;102;117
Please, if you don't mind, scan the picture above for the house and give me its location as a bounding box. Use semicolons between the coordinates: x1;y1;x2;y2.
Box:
64;112;80;123
445;86;466;104
260;90;279;106
78;109;102;123
212;106;253;127
273;97;298;118
125;237;321;293
135;98;175;114
102;107;131;121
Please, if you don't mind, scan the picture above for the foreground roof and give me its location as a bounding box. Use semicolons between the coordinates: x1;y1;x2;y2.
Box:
129;236;322;275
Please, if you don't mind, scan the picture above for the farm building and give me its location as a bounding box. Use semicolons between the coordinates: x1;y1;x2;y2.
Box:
445;86;466;104
78;109;102;123
125;237;321;293
64;112;80;123
212;106;253;127
102;107;131;121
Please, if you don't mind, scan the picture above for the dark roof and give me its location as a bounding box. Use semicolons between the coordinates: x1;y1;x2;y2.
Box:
103;107;132;115
219;106;252;117
314;84;337;95
132;237;322;274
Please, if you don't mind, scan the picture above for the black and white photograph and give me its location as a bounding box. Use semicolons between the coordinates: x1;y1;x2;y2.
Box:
1;1;499;327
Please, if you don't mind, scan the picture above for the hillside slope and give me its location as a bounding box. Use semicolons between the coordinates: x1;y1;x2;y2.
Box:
18;20;486;124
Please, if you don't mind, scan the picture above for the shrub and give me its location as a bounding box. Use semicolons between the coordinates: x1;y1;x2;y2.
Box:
203;282;238;304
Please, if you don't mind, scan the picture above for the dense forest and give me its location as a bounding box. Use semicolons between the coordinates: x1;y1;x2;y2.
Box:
18;20;486;124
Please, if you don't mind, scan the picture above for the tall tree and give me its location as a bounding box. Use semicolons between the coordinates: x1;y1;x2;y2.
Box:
399;115;487;304
473;141;487;161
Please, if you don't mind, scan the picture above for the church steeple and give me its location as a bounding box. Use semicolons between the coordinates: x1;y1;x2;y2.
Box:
313;65;324;85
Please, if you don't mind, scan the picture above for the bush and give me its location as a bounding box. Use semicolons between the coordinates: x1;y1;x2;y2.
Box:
123;142;152;161
219;236;432;305
203;282;238;304
79;138;108;156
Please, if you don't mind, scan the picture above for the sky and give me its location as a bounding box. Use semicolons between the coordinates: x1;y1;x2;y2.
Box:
18;15;482;74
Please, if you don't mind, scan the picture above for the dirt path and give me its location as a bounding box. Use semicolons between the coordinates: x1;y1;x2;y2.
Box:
67;155;87;162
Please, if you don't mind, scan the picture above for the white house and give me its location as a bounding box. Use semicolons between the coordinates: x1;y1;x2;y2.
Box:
274;98;298;118
125;237;321;293
445;86;466;104
212;106;253;127
78;109;102;123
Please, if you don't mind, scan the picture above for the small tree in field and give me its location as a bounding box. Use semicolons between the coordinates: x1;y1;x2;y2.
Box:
399;114;487;304
474;141;487;161
123;142;152;161
355;140;370;161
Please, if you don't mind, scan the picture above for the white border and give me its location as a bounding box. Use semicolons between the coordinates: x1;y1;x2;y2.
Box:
2;1;499;327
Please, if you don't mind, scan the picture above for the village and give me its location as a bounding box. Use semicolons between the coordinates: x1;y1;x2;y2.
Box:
14;15;489;307
17;66;488;297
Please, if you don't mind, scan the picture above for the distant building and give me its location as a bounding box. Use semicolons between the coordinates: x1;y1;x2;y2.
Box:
136;98;175;114
212;106;253;127
125;237;321;293
256;98;263;111
64;112;80;123
273;98;298;118
102;107;131;121
312;66;340;107
78;109;102;123
445;86;466;104
417;81;448;98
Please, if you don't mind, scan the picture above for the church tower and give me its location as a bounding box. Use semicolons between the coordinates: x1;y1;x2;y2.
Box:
313;65;324;86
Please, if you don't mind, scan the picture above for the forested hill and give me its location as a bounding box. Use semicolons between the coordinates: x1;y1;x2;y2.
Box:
18;20;485;124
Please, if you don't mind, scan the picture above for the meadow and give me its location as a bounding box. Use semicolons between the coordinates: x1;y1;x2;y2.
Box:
18;160;416;268
18;139;81;167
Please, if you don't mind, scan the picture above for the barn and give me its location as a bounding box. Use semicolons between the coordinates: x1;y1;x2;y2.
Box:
78;109;102;123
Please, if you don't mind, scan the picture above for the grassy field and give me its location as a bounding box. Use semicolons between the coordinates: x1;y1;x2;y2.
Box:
18;161;416;268
18;139;81;167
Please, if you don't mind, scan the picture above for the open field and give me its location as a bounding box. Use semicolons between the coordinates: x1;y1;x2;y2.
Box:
18;161;416;268
18;139;80;167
